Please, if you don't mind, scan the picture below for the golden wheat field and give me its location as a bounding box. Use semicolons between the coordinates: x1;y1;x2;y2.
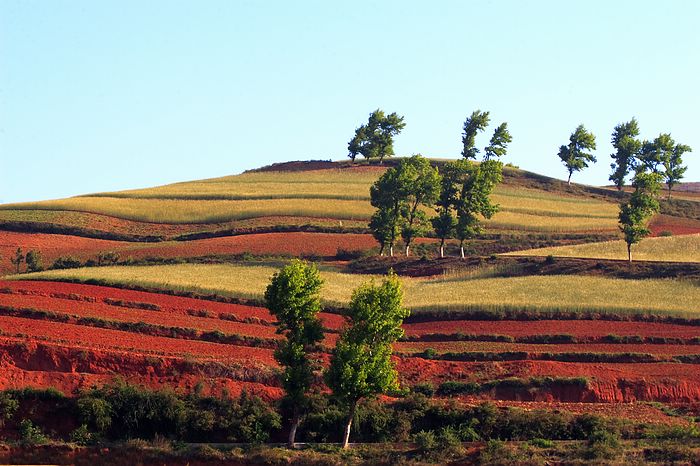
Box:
0;168;620;232
14;263;700;316
505;234;700;263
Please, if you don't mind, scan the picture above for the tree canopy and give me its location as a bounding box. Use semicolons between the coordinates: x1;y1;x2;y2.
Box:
558;124;597;185
618;170;662;262
348;109;406;163
609;118;641;191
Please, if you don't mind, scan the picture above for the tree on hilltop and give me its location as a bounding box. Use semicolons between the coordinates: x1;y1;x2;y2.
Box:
348;109;406;163
461;110;491;159
609;118;641;191
558;124;597;185
264;260;324;448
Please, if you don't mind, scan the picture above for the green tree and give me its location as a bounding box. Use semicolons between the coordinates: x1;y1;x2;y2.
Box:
663;141;692;199
454;160;503;258
461;110;491;159
369;208;400;256
264;260;324;448
638;133;674;174
370;167;406;256
348;109;406;163
609;118;641;191
325;273;409;449
618;170;662;262
483;122;512;161
558;124;597;185
431;162;463;257
399;155;441;256
25;250;43;273
10;248;24;274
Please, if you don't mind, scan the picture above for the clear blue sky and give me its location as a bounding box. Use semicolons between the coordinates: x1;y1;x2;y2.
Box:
1;0;698;203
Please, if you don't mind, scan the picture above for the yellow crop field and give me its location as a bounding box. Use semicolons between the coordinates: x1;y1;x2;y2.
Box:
15;263;700;316
0;167;620;232
504;234;700;263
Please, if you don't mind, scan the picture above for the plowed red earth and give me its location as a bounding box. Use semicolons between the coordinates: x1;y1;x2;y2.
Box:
1;280;345;329
396;341;700;356
0;231;127;274
123;232;377;259
0;231;376;274
0;293;280;340
403;319;700;339
0;315;276;363
649;214;700;236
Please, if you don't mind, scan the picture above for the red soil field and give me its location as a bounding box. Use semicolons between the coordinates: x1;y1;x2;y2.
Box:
124;232;377;259
0;315;277;364
0;293;280;340
403;319;700;339
0;231;128;274
649;214;700;236
1;280;345;329
396;341;700;356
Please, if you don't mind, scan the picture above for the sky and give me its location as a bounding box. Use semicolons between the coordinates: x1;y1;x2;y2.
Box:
1;0;698;203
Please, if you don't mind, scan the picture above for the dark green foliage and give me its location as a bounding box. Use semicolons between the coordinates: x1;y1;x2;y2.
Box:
24;250;43;272
51;256;83;269
264;260;324;446
97;251;120;266
558;124;597;184
348;109;406;163
619;170;662;261
19;419;48;445
609;118;642;190
461;110;490;159
484;122;512;161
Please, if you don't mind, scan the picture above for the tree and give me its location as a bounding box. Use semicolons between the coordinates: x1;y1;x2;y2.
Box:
461;110;490;159
10;248;24;274
663;141;692;199
609;118;641;191
431;162;462;258
25;250;43;273
325;273;409;449
454;160;503;258
618;170;662;262
638;133;673;174
348;109;406;163
398;156;441;256
558;124;597;185
264;260;324;448
369;155;440;256
484;122;512;161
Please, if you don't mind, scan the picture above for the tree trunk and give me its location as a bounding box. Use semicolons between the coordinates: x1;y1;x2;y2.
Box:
379;243;385;256
287;410;300;449
439;238;445;258
567;172;572;185
460;240;465;259
405;244;410;256
389;244;394;257
341;400;357;449
668;185;673;200
627;243;632;263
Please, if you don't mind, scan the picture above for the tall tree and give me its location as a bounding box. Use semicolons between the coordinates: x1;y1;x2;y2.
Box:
264;260;324;448
663;141;692;199
454;160;503;258
325;273;409;449
618;170;662;262
461;110;491;159
10;248;24;274
558;124;597;185
431;161;462;258
609;118;641;191
399;155;441;256
369;167;406;256
483;122;512;161
638;133;674;174
347;109;406;163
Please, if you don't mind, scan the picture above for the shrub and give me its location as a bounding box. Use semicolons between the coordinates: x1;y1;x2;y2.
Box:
529;438;554;448
0;392;18;427
19;419;48;445
412;382;435;397
51;256;83;269
585;429;621;460
437;381;481;396
414;430;437;451
70;424;95;445
545;254;555;264
25;250;43;272
659;230;673;237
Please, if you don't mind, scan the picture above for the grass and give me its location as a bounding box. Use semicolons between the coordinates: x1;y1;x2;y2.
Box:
505;234;700;263
12;263;700;316
0;168;620;232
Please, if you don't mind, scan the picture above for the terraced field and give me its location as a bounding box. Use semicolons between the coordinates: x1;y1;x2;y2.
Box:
506;233;700;262
14;263;700;316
